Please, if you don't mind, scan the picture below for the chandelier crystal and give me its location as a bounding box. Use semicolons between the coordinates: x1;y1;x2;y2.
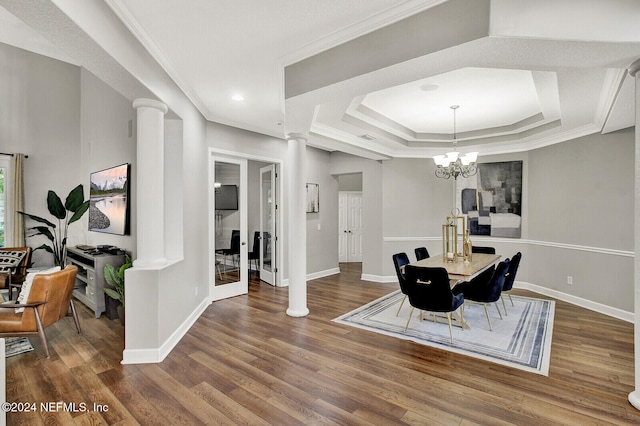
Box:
433;105;479;180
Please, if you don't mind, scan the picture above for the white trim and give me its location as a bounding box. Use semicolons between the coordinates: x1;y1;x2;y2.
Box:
368;273;634;322
515;281;633;323
278;0;446;67
122;297;210;364
383;236;634;258
280;267;342;287
361;273;394;283
307;267;340;281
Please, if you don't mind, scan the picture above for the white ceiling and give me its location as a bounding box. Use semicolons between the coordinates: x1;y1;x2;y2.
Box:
1;0;639;161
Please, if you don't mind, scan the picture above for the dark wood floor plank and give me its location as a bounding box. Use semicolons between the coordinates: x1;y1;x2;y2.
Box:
4;262;640;425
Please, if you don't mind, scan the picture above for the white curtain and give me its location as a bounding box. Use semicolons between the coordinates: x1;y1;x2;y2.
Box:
11;153;25;247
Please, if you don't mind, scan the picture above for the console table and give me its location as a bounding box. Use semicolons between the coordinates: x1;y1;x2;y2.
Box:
66;247;125;318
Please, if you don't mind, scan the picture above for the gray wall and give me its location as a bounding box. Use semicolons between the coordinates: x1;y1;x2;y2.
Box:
338;173;362;191
527;129;634;311
80;68;137;256
0;43;136;266
305;147;339;274
378;129;634;312
330;152;384;277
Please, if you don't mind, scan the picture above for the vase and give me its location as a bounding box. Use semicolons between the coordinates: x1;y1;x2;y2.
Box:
463;229;472;262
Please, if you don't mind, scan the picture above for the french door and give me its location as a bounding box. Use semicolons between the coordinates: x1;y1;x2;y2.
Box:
259;164;277;285
210;155;248;301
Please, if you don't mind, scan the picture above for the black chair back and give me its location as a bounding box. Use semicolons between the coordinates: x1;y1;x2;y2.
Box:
453;259;509;303
502;252;521;292
229;230;240;254
482;260;510;303
414;247;430;261
392;253;410;294
472;246;496;254
404;266;462;313
249;231;260;257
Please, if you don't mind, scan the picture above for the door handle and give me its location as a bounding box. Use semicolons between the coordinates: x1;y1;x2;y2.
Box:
241;241;247;246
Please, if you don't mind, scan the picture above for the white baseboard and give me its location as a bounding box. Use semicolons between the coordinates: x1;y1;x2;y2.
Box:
372;274;633;323
122;297;211;364
515;281;633;323
280;267;342;288
361;274;396;283
308;267;340;281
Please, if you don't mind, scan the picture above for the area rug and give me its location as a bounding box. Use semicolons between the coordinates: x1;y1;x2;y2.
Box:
333;290;555;376
4;337;34;357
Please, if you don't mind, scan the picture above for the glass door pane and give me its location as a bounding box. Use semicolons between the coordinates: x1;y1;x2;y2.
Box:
259;164;276;285
212;157;248;300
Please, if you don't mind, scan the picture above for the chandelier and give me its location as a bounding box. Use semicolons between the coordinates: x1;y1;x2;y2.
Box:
433;105;478;179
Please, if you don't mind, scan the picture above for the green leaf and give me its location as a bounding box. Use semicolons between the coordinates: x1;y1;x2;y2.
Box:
33;244;54;254
30;226;55;242
65;184;86;212
104;264;122;287
18;212;56;228
104;288;123;303
47;190;66;219
68;200;89;224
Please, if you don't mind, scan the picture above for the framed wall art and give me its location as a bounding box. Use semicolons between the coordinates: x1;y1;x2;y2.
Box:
456;160;523;238
306;183;319;213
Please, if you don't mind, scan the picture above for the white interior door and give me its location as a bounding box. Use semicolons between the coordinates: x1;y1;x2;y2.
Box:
338;191;363;263
259;164;277;285
338;192;348;262
210;155;248;301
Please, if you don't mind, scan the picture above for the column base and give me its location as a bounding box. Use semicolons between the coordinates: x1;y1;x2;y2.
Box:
629;391;640;410
286;307;310;317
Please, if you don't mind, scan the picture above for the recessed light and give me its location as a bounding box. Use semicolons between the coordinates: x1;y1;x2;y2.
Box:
419;83;440;92
231;94;245;101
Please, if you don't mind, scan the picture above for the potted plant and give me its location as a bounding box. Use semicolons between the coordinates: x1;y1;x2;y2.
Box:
104;255;132;325
19;184;90;267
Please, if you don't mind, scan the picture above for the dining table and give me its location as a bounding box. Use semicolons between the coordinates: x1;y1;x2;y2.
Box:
410;252;501;282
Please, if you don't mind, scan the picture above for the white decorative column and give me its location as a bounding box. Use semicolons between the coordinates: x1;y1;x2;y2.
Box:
628;59;640;411
286;133;309;317
132;98;168;268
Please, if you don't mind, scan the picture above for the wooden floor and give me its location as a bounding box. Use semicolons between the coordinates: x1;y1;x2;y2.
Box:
5;262;640;425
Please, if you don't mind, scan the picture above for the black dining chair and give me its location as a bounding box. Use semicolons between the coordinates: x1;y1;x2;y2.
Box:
472;246;496;254
392;252;410;317
248;231;261;275
501;252;522;314
414;247;430;261
218;229;240;271
404;265;465;343
452;259;510;331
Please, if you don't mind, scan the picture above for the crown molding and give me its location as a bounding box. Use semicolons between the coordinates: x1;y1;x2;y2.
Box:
104;0;212;119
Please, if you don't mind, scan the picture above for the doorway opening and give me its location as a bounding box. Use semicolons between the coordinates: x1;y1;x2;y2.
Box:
209;149;283;302
337;173;363;266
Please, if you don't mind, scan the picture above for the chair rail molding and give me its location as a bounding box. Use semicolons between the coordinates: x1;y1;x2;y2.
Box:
383;236;634;258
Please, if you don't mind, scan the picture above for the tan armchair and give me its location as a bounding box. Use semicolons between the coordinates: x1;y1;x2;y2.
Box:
0;265;80;358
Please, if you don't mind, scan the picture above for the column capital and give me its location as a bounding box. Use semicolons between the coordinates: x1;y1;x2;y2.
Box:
286;133;308;142
133;98;168;114
629;59;640;77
